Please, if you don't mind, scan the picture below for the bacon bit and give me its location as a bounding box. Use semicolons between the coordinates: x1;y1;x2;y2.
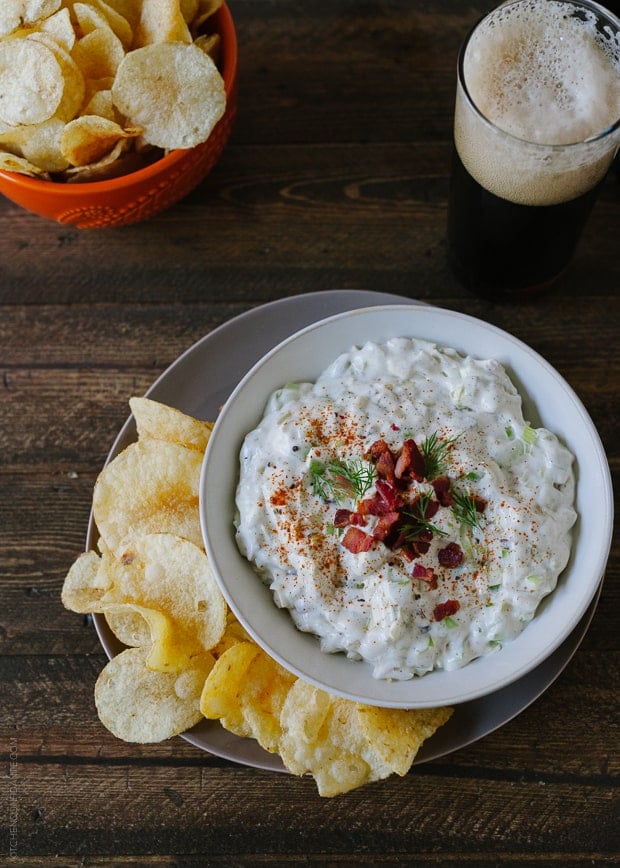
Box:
398;543;418;562
438;542;464;567
333;509;353;528
357;495;380;516
412;563;437;589
375;479;403;511
372;511;401;541
411;537;431;556
342;527;374;553
473;495;488;513
367;439;391;461
390;423;400;431
394;438;425;482
334;509;367;528
433;599;460;621
432;476;453;507
374;449;396;483
407;493;440;521
359;479;403;516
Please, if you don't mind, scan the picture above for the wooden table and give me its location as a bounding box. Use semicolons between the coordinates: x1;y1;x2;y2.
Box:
1;1;618;864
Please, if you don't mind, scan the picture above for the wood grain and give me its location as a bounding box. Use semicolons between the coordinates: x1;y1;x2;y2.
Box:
0;0;618;862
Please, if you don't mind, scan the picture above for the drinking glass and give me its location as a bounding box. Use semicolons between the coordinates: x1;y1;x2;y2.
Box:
447;0;620;300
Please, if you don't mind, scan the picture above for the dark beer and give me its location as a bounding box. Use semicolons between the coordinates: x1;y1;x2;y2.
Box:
447;0;620;301
447;148;603;300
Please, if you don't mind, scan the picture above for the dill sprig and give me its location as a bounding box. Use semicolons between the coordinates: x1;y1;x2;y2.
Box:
420;431;459;479
310;460;333;501
450;488;484;530
310;458;375;503
401;490;447;540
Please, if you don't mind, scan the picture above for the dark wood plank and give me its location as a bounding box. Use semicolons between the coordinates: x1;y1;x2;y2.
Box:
0;0;618;862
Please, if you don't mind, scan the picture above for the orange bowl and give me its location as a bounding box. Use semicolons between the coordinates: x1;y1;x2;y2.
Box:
0;4;238;229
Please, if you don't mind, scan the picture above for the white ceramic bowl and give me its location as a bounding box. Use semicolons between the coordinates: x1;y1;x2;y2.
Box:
200;304;613;708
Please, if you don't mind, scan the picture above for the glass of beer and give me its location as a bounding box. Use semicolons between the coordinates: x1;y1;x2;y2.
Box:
447;0;620;300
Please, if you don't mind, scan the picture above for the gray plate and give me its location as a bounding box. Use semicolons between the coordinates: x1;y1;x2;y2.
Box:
90;289;601;772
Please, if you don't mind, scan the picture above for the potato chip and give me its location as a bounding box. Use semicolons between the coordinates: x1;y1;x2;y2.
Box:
0;0;228;182
201;642;294;752
133;0;192;48
90;0;134;49
62;137;143;182
94;646;204;743
39;7;76;53
111;42;226;149
279;681;395;797
103;602;152;647
0;117;68;173
211;609;253;658
180;0;199;25
27;32;86;122
194;32;220;63
98;0;141;31
61;549;109;613
103;600;215;674
238;650;296;753
200;641;261;721
129;396;214;452
100;533;226;656
72;25;125;80
191;0;223;38
0;38;64;125
0;0;61;38
92;438;203;556
81;87;117;123
357;704;453;776
60;114;140;166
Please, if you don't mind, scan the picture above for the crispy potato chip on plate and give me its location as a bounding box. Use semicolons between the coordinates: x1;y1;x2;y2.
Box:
92;438;204;556
95;646;205;743
103;602;152;647
201;644;295;754
129;396;214;451
99;533;227;655
61;549;110;614
278;681;391;798
357;705;453;777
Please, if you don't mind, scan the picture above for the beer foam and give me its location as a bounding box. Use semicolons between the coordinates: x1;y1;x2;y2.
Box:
464;0;620;145
455;0;620;205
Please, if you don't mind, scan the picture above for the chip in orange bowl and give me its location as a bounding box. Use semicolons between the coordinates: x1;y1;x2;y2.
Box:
0;2;237;228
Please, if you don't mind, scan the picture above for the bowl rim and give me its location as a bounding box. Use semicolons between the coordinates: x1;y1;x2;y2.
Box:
200;304;614;708
0;2;237;195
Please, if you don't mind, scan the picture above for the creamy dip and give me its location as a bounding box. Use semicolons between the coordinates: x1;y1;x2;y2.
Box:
235;338;576;680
